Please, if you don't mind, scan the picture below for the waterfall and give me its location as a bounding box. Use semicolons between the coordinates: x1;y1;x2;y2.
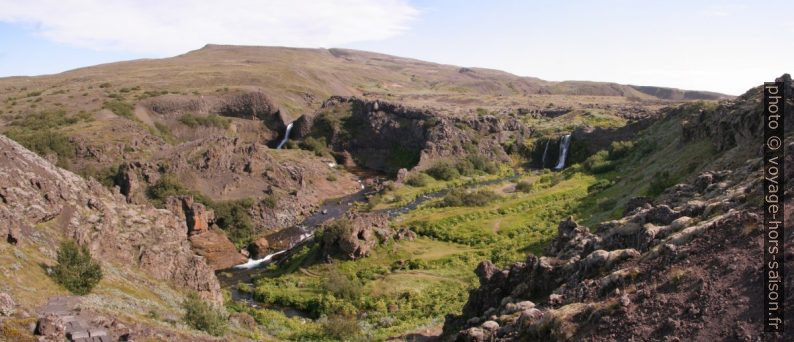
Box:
541;140;550;168
553;134;571;170
234;250;287;270
276;122;294;149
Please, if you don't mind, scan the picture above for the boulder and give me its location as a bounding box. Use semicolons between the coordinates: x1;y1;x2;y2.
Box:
188;229;247;270
248;237;270;259
320;211;389;260
0;292;15;316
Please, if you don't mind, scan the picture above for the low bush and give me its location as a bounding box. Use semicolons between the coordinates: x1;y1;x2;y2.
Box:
647;171;675;196
182;293;227;336
587;179;612;193
5;129;75;166
103;100;133;118
213;199;256;248
50;240;103;295
583;150;615;174
299;137;329;156
437;189;499;207
426;163;460;181
405;173;432;187
515;181;533;193
608;141;635;160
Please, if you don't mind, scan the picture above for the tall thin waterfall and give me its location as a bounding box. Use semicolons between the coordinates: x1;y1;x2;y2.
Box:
541;140;550;168
276;122;294;149
553;134;572;170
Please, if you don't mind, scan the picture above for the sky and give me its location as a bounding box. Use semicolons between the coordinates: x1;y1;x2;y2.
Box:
0;0;791;95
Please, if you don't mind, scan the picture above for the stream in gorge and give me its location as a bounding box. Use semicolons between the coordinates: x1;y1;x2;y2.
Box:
220;134;571;312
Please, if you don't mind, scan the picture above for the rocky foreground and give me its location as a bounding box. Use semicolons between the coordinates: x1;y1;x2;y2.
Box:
442;77;794;341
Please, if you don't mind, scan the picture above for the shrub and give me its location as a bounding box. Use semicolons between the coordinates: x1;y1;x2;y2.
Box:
515;181;533;193
50;241;103;295
587;179;612;193
426;163;460;181
466;155;499;174
323;314;361;340
213;199;256;248
583;150;615;174
647;171;675;196
608;141;634;160
182;293;227;336
103;100;133;118
437;189;499;207
324;269;361;300
405;173;432;187
299;137;329;156
5;129;75;166
262;193;279;209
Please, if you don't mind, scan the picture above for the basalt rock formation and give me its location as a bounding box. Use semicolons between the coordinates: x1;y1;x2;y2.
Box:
0;135;223;305
166;196;247;270
320;211;391;261
442;77;794;341
312;96;526;173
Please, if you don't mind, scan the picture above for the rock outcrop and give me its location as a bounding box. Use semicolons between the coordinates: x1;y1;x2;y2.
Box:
0;135;222;305
166;196;247;270
442;80;793;341
320;211;390;260
315;96;524;173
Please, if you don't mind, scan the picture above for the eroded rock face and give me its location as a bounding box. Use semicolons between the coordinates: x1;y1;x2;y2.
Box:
320;211;389;260
166;195;246;270
442;83;791;341
0;136;222;305
317;96;520;173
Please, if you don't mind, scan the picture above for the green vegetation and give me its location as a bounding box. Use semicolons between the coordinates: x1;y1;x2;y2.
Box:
103;99;134;118
3;110;93;167
145;174;258;247
426;162;460;181
213;199;256;248
182;293;227;336
405;173;432;187
515;180;533;193
647;171;675;196
50;240;103;295
299;136;329;156
436;189;500;207
179;114;231;129
426;157;499;181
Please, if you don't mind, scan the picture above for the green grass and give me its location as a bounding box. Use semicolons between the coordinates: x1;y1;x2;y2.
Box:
178;114;231;129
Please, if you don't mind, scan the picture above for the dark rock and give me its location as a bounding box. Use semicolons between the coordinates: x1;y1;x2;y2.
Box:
624;196;652;215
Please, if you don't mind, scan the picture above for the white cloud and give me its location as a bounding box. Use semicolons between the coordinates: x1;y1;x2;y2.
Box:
0;0;418;55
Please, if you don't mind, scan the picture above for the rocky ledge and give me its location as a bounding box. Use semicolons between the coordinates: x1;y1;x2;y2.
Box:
0;135;222;305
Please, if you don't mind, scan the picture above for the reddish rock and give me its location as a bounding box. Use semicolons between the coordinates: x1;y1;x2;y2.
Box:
189;229;247;270
248;237;270;259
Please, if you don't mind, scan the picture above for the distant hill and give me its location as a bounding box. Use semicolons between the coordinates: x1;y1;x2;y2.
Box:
0;44;730;119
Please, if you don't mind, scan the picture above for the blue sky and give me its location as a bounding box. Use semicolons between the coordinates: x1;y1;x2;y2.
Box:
0;0;791;95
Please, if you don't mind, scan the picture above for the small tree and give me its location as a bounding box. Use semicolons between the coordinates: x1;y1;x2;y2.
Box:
182;293;227;336
51;240;103;295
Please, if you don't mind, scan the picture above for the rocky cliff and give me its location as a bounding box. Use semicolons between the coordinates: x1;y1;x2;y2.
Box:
0;135;223;305
442;78;794;341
